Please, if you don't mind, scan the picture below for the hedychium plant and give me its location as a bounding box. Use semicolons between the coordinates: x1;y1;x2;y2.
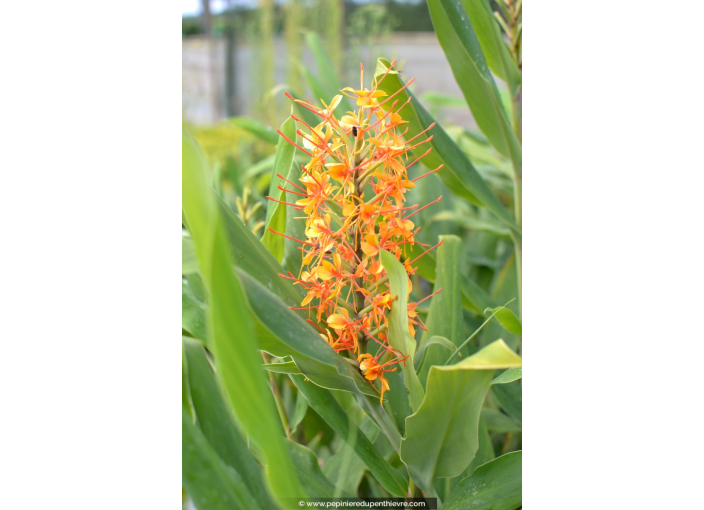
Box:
269;62;444;404
182;0;522;508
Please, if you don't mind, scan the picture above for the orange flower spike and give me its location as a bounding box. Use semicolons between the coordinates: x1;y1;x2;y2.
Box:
277;62;440;404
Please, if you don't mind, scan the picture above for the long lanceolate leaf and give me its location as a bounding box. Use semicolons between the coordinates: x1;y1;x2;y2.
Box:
229;116;280;145
426;0;522;172
182;408;262;510
237;269;379;399
379;249;425;413
420;236;463;346
304;31;353;112
183;276;207;343
286;440;338;498
400;340;521;494
282;161;307;274
418;236;463;385
373;59;519;235
460;0;521;98
218;195;305;311
291;374;409;497
183;337;275;508
182;232;198;274
323;416;381;496
405;241;494;313
183;131;305;506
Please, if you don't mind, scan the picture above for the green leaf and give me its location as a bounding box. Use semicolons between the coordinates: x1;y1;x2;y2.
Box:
304;32;352;112
373;59;519;234
290;389;309;434
183;233;199;274
323;417;380;497
379;248;425;412
382;368;410;436
290;375;408;497
182;408;262;510
418;91;467;110
405;242;494;313
464;415;496;476
481;408;521;433
282;155;307;275
486;305;522;335
238;269;378;399
482;254;519;349
491;367;522;385
183;337;274;507
421;236;463;345
261;116;297;262
286;440;337;498
218;196;305;312
241;154;277;181
492;379;522;425
418;236;463;384
301;66;339;111
183;130;304;503
399;340;521;493
460;0;521;97
183;344;194;418
229;117;279;145
426;0;522;170
182;277;207;343
442;451;522;510
263;361;303;375
415;336;455;364
426;211;510;238
437;415;495;499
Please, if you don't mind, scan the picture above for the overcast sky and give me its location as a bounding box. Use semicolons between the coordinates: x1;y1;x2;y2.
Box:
181;0;229;16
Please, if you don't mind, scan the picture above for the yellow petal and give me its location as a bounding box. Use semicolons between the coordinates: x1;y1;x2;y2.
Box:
327;314;347;330
316;265;334;280
328;163;346;182
361;242;378;256
340;115;359;127
328;94;342;112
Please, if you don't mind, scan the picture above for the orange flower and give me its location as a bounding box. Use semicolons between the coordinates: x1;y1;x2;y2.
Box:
361;234;380;257
342;87;387;108
327;308;354;331
358;353;393;403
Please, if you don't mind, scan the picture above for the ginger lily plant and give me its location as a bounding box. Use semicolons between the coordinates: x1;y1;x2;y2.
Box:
183;0;522;506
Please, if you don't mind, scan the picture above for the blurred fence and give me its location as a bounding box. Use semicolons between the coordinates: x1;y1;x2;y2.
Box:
182;33;474;127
